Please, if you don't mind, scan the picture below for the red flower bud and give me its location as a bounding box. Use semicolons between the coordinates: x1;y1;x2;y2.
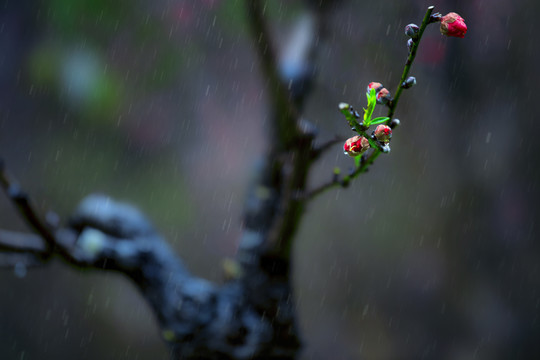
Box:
343;135;370;157
376;88;391;105
374;125;392;143
366;82;383;94
440;12;467;38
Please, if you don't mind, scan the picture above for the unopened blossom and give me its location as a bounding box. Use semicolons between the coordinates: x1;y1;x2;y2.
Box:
440;12;467;38
374;125;392;143
376;88;391;105
366;82;383;94
402;76;416;89
407;38;414;53
404;24;419;40
344;135;370;157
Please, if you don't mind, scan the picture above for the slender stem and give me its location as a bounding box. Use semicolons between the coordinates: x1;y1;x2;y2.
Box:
387;6;434;121
0;160;81;263
311;135;347;160
0;160;56;254
306;149;381;198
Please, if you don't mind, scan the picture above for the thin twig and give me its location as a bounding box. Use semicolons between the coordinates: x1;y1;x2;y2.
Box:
0;160;56;249
0;159;74;260
305;149;381;198
311;135;347;160
387;6;434;121
0;229;48;254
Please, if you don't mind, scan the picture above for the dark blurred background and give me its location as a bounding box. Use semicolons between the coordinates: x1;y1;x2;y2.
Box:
0;0;538;359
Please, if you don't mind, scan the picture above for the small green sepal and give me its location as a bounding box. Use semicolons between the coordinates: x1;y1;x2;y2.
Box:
354;154;361;168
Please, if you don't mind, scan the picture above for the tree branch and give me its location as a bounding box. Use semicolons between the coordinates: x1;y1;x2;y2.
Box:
0;2;336;359
311;135;347;160
0;159;57;254
0;229;47;254
0;190;298;358
245;1;300;150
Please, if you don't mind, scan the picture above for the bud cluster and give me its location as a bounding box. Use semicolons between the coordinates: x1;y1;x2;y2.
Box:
367;82;392;105
340;7;466;161
405;23;420;54
342;81;395;157
367;82;383;93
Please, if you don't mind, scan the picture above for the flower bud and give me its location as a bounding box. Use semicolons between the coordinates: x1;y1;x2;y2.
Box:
407;38;414;53
366;82;383;94
374;125;392;143
402;76;416;89
404;24;419;39
376;88;391;105
440;12;467;38
343;135;370;157
429;12;442;24
389;118;400;128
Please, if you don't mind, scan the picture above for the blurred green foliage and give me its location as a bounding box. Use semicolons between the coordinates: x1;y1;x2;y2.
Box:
48;0;128;41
